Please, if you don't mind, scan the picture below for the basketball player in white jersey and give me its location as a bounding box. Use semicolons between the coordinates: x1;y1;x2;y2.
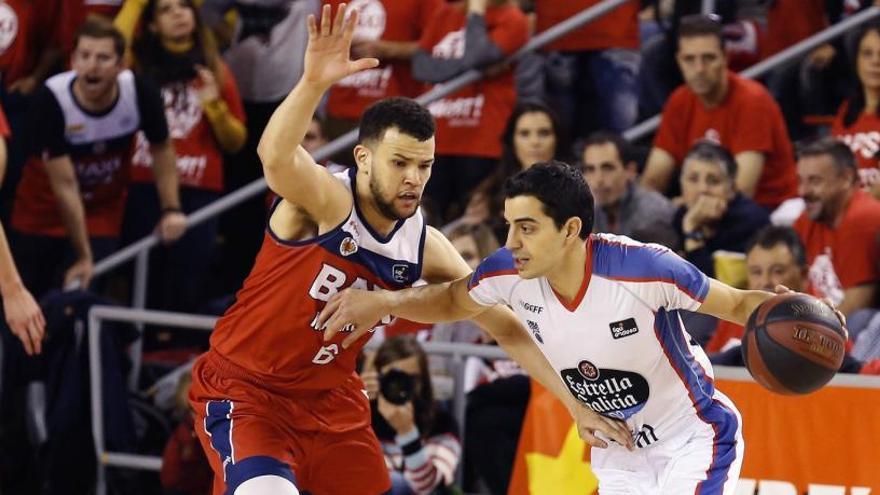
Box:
319;161;801;493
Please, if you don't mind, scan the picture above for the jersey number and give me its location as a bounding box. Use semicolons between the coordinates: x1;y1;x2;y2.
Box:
312;344;339;365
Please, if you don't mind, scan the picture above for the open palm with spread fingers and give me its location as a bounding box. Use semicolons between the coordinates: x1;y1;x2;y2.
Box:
304;3;380;89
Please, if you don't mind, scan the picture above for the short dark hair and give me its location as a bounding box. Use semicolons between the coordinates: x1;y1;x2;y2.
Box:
797;137;857;175
684;140;737;179
581;131;634;169
358;97;435;144
502;161;594;240
74;17;126;59
677;14;725;50
746;226;807;267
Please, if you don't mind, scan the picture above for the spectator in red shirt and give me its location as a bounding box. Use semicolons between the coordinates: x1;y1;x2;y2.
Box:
413;0;529;223
10;19;186;298
794;137;880;316
831;22;880;199
323;0;442;165
114;0;247;313
535;0;640;136
641;14;798;211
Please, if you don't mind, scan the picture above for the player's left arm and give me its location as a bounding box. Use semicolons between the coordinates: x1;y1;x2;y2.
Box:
697;278;774;326
733;151;765;199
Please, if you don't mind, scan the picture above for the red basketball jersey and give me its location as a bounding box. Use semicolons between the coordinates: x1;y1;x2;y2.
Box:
206;169;426;393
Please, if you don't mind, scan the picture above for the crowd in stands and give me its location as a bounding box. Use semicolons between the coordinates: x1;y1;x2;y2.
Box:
0;0;878;494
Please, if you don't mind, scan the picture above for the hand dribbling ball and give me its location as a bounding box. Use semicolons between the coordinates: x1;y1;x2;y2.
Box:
741;293;846;395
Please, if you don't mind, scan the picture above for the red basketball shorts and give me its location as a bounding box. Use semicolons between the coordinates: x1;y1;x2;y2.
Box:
189;352;391;495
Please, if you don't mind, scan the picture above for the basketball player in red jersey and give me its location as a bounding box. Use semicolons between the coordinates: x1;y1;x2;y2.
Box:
189;4;632;495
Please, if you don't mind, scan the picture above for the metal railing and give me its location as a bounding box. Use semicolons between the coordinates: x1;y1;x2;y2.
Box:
87;306;880;494
623;6;880;141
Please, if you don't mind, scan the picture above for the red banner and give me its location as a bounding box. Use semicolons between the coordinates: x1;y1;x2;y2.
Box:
508;373;880;494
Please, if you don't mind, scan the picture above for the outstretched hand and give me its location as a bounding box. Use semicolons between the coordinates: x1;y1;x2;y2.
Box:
317;288;389;349
303;3;380;90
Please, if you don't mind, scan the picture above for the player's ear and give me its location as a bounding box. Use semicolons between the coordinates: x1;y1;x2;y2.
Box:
354;144;372;174
564;217;582;242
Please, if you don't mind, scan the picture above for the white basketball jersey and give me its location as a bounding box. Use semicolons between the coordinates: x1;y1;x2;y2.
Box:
468;234;740;453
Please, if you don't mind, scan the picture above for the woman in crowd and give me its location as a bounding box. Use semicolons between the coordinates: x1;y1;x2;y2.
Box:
114;0;246;312
831;21;880;198
674;141;769;278
457;101;570;242
363;336;461;495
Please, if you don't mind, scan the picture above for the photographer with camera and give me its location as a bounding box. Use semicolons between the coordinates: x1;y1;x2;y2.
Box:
362;336;461;495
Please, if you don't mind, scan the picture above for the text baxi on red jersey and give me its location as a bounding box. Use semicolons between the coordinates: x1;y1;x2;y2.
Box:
206;168;426;393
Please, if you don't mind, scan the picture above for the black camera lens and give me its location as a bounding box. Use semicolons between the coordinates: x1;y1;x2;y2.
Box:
379;369;415;405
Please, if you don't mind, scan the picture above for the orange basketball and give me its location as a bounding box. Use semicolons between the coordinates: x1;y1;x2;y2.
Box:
741;293;846;395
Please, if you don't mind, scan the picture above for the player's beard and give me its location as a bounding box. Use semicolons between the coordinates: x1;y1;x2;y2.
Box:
370;175;419;221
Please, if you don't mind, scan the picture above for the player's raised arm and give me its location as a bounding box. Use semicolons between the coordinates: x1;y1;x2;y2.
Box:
256;3;379;220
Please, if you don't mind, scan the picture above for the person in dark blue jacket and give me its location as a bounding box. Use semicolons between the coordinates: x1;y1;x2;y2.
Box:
674;140;770;278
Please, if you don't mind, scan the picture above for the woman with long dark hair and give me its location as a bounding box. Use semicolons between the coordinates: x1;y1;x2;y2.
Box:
831;21;880;198
365;336;461;495
114;0;246;311
456;100;571;242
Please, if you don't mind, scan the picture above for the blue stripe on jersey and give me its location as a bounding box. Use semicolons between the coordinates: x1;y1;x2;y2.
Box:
264;198;426;288
319;229;425;288
654;309;739;492
696;400;741;495
205;400;234;480
592;237;709;303
468;247;517;290
225;456;299;495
